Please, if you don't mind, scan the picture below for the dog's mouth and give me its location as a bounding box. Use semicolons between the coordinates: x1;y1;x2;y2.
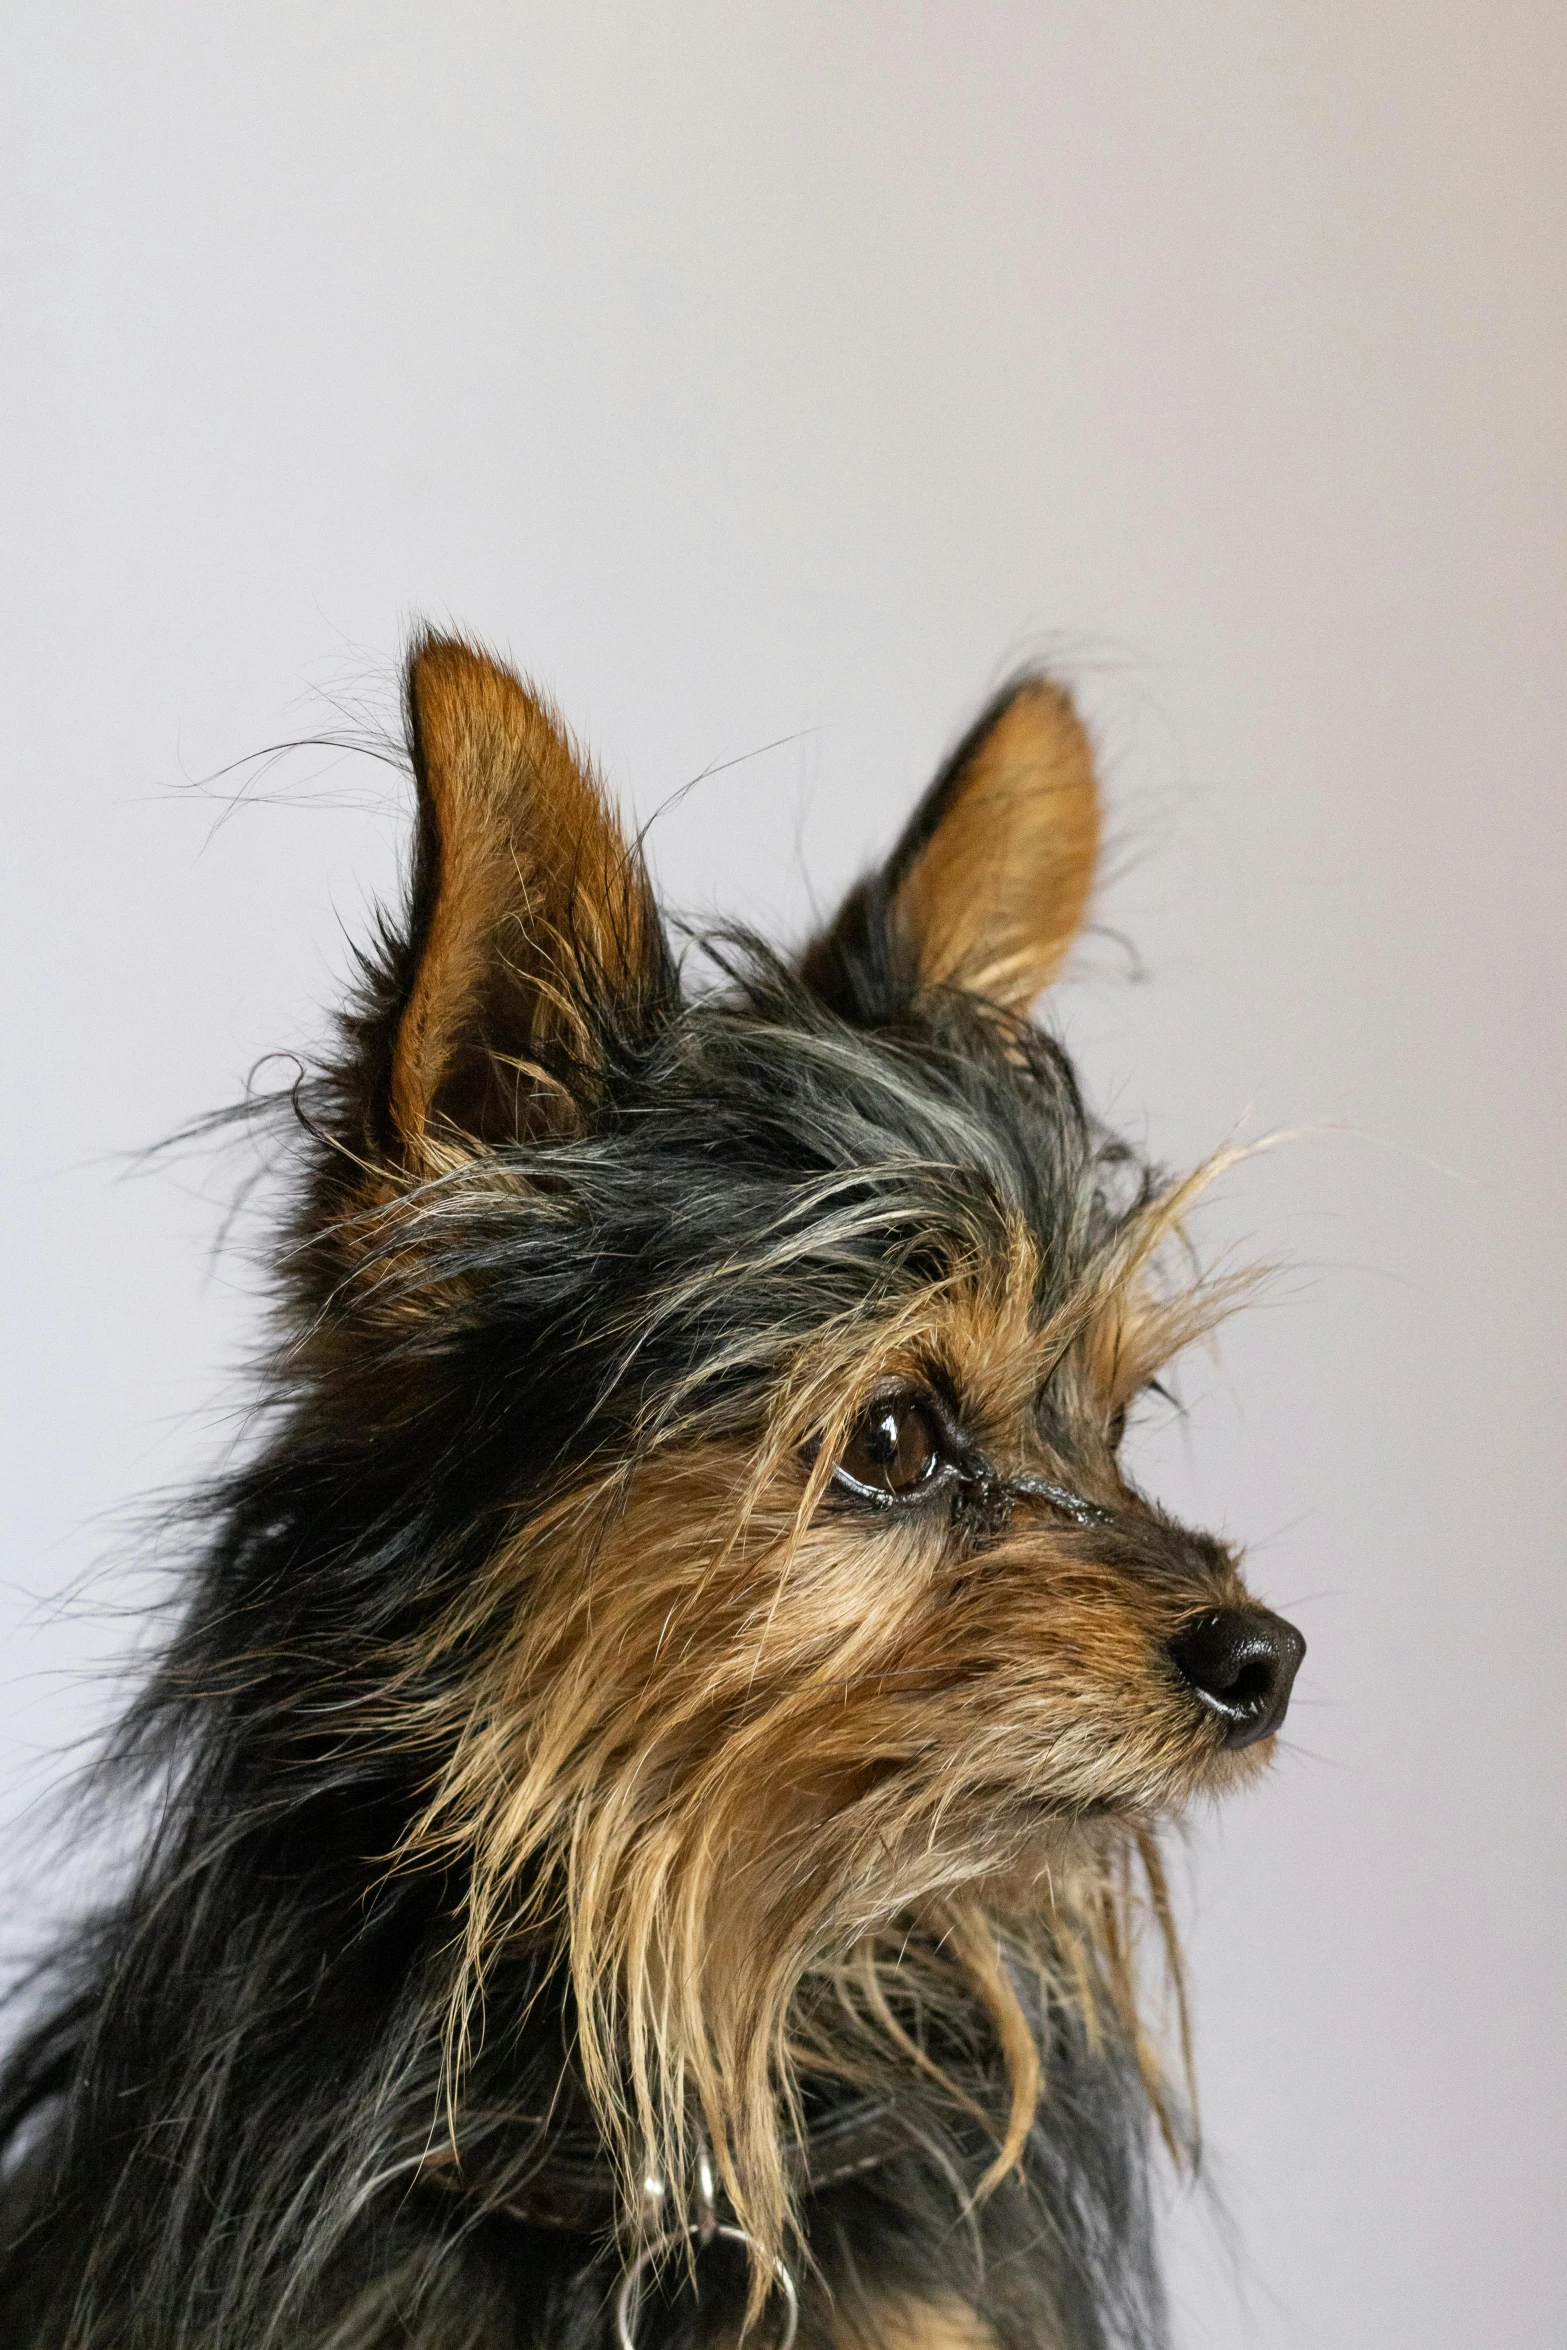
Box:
961;1664;1306;1840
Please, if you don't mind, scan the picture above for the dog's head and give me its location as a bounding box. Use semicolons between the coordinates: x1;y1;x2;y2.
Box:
287;635;1301;2266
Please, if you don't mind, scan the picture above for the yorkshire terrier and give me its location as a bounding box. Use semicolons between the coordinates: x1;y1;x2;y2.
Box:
0;637;1303;2349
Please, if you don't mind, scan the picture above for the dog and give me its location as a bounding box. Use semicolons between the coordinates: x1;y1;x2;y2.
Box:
0;636;1303;2349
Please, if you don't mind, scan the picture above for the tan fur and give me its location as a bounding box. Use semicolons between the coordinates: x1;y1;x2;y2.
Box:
827;2297;1001;2350
893;684;1100;1010
393;639;655;1159
387;1214;1259;2307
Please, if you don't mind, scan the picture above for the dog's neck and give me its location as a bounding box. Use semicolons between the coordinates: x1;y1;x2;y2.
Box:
413;1905;1084;2240
418;2088;910;2236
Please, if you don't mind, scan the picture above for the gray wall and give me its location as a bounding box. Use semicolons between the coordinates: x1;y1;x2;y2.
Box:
4;8;1563;2344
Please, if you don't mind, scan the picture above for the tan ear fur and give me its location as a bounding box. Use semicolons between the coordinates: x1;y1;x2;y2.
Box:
389;636;658;1161
891;681;1100;1012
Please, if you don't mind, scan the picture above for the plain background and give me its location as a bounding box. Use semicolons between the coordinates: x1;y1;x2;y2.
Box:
3;7;1564;2345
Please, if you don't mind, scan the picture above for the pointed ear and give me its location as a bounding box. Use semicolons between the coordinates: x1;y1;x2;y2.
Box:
353;633;669;1168
801;679;1101;1023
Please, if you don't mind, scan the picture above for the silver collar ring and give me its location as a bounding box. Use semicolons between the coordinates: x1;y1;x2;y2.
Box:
614;2142;799;2350
612;2222;800;2350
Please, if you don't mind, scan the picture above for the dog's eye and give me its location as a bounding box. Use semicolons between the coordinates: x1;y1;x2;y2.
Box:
833;1393;942;1502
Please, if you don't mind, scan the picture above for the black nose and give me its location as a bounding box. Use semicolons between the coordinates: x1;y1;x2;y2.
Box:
1167;1606;1305;1749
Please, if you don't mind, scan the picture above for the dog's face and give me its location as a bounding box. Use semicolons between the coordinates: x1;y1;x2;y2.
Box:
292;637;1301;2246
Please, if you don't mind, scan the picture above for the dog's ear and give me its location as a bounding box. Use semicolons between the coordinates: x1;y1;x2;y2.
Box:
801;678;1100;1024
350;633;670;1169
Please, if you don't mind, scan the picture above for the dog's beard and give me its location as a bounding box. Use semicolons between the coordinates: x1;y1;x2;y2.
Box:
397;1461;1218;2303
